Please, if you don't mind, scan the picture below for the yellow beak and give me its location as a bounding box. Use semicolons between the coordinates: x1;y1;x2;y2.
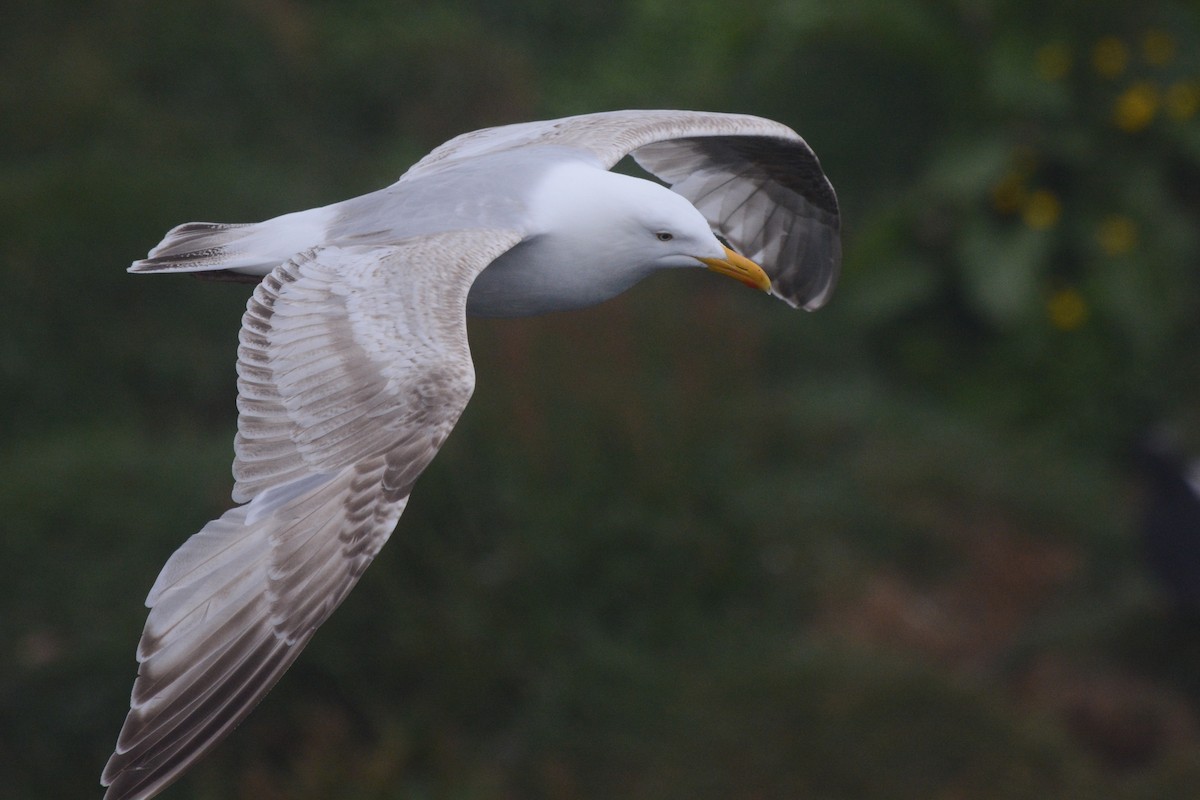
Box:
697;246;772;293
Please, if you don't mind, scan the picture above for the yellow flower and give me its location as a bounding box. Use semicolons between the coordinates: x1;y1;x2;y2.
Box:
1092;36;1129;77
1022;190;1061;230
1113;81;1159;132
1166;81;1200;120
1141;29;1176;66
1096;215;1138;255
1036;42;1072;81
1047;287;1088;331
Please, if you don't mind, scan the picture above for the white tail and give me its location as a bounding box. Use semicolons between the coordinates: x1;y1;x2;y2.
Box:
129;206;334;278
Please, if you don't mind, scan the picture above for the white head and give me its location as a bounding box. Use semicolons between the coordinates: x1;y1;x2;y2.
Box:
466;162;772;317
531;163;771;288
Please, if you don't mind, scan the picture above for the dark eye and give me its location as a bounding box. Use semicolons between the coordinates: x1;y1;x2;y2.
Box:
655;231;674;242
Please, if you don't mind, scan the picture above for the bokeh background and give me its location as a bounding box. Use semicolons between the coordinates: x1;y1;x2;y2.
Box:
6;1;1200;798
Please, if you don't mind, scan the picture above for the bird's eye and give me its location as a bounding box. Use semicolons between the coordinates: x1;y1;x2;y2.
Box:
655;231;674;242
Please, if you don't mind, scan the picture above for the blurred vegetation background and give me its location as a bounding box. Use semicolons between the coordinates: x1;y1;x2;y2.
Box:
5;1;1200;797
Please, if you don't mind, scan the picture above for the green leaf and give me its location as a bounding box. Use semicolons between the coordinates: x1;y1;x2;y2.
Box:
958;217;1053;326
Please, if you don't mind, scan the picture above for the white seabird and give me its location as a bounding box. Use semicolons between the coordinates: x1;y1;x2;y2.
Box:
101;109;841;800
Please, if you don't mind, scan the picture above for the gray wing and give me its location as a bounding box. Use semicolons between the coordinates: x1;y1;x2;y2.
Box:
403;110;840;310
102;229;523;800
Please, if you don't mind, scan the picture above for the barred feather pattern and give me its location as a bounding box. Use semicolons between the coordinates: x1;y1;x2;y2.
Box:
102;229;523;800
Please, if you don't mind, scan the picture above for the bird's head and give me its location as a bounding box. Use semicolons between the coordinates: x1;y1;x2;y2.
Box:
532;163;772;294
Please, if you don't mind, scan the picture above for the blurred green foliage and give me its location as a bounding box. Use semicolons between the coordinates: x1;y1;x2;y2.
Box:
5;1;1200;798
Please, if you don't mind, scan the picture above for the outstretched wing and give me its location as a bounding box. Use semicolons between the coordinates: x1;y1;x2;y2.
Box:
403;110;840;310
102;229;523;800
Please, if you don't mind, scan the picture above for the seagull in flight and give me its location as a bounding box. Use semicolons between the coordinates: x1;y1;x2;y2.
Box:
101;109;841;799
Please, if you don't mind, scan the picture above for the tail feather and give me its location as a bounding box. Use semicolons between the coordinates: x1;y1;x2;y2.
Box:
148;222;254;258
130;222;261;275
129;207;334;278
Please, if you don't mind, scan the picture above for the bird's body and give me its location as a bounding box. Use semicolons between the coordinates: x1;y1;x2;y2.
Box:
103;109;840;799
